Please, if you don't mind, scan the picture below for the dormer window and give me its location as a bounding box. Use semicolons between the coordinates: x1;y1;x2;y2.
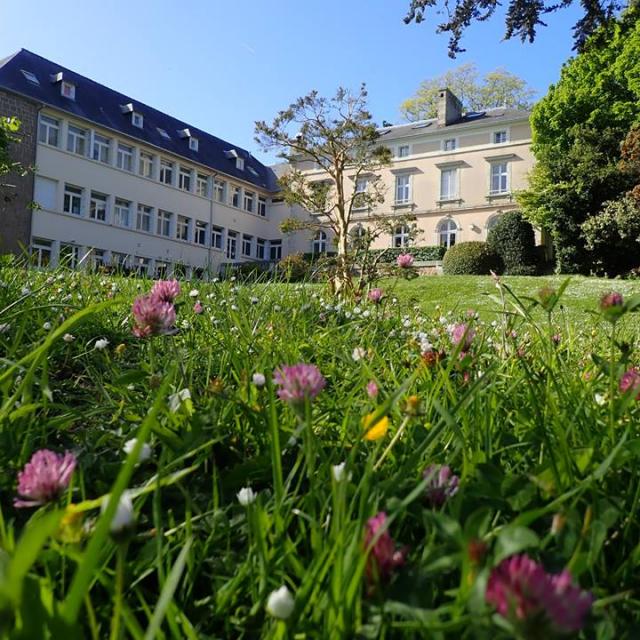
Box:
189;137;199;152
132;112;144;128
178;128;191;139
236;157;245;171
21;70;39;85
61;81;75;100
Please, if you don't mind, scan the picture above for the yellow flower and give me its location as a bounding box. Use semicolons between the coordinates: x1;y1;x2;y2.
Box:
57;504;85;544
362;412;390;441
115;343;126;356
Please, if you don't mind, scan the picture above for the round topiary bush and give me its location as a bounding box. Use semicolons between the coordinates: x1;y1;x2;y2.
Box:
487;211;537;275
442;241;503;275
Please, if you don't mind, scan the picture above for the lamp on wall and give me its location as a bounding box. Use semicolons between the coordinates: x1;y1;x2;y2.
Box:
469;224;480;232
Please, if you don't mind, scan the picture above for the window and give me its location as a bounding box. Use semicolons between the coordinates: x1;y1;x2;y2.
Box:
176;215;190;241
21;69;40;85
92;134;110;164
214;179;226;202
157;128;170;140
242;234;253;257
67;125;87;155
139;152;154;178
493;130;508;144
196;173;209;197
31;238;52;268
443;138;457;151
112;252;129;269
114;199;131;227
226;231;237;260
397;145;410;158
243;190;255;213
490;161;509;194
60;243;80;268
256;238;266;260
178;166;192;191
157;210;173;237
211;226;224;250
63;184;83;215
269;240;282;262
312;230;327;254
189;137;199;151
440;168;458;200
349;224;366;249
258;196;267;217
236;157;245;171
89;249;107;271
231;186;241;208
160;160;174;185
486;215;502;232
354;177;368;209
34;176;57;210
89;192;107;221
134;256;151;275
155;261;170;279
38;115;59;146
117;143;134;171
137;204;153;232
395;174;411;204
132;112;143;128
392;224;410;248
195;220;207;245
61;81;75;100
438;218;458;248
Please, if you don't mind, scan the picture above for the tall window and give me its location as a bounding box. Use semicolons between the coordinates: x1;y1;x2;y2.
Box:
194;220;207;245
66;125;87;155
137;204;153;232
490;162;509;194
63;184;83;215
398;145;410;158
395;175;410;204
61;81;75;100
31;238;52;268
112;252;129;270
269;240;282;261
155;261;170;279
256;238;266;260
312;230;327;254
211;226;224;250
258;196;267;217
231;186;241;208
214;179;226;202
59;243;80;268
117;144;133;171
443;138;457;151
89;192;107;221
157;210;173;237
493;130;508;144
38;115;59;147
92;134;110;164
160;160;174;185
114;199;131;227
178;166;192;191
132;112;144;128
196;173;209;197
226;231;237;259
243;190;255;213
139;152;154;178
349;224;366;249
89;249;107;271
354;177;368;209
135;256;151;276
176;215;190;241
438;218;458;248
242;234;253;256
392;224;410;248
440;168;458;200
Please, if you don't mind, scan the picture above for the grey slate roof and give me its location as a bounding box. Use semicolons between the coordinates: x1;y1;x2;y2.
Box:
0;49;279;192
379;108;530;141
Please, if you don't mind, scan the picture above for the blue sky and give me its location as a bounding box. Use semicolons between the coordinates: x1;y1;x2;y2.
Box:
1;0;582;163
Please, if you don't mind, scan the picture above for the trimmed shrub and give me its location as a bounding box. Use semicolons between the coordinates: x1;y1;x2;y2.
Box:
442;241;503;275
277;252;311;281
487;211;537;274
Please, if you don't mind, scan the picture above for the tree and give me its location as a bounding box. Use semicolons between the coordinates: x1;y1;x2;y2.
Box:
404;0;624;58
255;85;394;296
1;116;22;196
517;7;640;273
401;63;535;121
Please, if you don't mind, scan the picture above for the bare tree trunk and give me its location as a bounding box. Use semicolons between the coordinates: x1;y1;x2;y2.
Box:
332;215;352;297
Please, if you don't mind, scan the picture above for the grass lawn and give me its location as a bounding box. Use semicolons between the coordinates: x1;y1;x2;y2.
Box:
1;267;639;638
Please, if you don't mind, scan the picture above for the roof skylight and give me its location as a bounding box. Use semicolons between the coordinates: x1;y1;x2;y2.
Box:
21;70;39;85
157;127;171;139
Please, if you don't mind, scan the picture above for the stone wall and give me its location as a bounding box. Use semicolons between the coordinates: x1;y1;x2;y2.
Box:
0;90;38;254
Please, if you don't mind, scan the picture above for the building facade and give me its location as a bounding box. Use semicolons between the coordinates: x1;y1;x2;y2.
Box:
0;50;535;275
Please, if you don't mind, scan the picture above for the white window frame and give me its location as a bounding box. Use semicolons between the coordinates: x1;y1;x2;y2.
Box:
92;133;110;164
38;115;60;147
256;238;266;260
443;138;457;152
231;186;241;208
61;81;75;100
194;220;207;245
63;184;83;215
117;143;134;171
139;152;154;178
214;179;226;203
196;173;209;197
392;224;410;248
178;166;192;191
490;161;510;195
89;191;107;222
59;243;80;268
31;238;52;268
211;226;224;250
236;157;245;171
493;130;508;144
269;240;282;262
189;137;199;151
258;196;267;217
157;210;173;237
438;218;458;248
67;125;87;156
397;145;410;158
395;174;411;205
114;198;131;227
312;230;327;254
176;215;190;241
243;190;255;213
242;234;253;257
160;160;174;185
132;112;144;128
137;204;153;233
440;168;458;201
226;231;238;260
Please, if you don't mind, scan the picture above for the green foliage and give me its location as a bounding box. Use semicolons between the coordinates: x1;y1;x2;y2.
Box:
0;117;22;185
401;63;535;121
487;211;537;275
277;252;311;281
442;241;502;274
518;8;640;273
369;246;446;263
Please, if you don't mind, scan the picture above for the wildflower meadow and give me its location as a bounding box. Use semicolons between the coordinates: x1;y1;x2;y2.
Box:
1;266;640;639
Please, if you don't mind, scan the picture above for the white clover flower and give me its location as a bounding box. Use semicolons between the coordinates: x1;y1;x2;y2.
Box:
362;310;371;318
274;305;281;312
123;438;152;463
237;487;257;506
252;373;266;387
353;306;361;315
180;320;190;330
43;321;52;330
189;289;199;298
231;304;239;311
21;287;31;296
206;292;215;299
266;585;295;619
63;333;75;343
212;277;220;283
595;393;606;406
94;338;109;350
352;347;367;362
251;297;259;304
331;462;351;482
102;492;135;536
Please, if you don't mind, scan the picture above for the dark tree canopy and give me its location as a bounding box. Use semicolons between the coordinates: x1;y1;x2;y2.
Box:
404;0;625;58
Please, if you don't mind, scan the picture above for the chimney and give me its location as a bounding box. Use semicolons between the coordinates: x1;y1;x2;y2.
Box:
437;88;463;126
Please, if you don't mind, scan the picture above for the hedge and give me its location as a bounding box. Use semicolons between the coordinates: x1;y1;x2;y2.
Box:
442;241;503;275
368;246;446;263
487;211;537;275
